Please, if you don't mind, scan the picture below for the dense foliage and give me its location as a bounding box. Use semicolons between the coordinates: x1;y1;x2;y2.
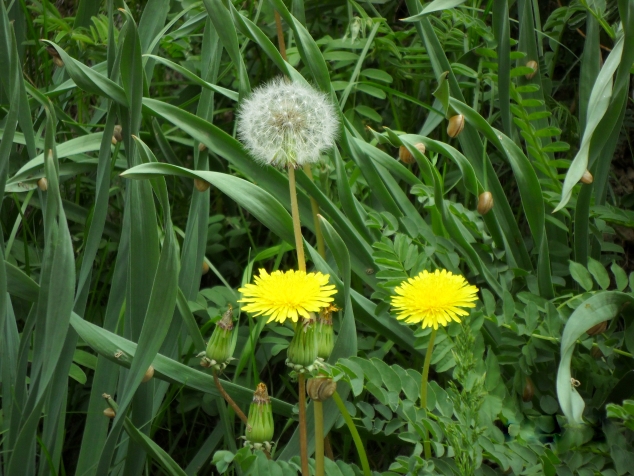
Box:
1;0;634;475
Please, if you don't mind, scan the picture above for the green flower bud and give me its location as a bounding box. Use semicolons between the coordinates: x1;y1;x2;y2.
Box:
317;305;338;360
201;306;234;370
286;318;318;373
246;383;274;447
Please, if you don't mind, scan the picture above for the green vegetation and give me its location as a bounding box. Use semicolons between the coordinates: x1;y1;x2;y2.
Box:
1;0;634;474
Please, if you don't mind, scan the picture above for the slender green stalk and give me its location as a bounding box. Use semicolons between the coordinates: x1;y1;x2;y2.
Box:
314;401;325;476
420;328;437;459
298;374;309;476
288;166;306;272
332;391;371;476
303;165;326;258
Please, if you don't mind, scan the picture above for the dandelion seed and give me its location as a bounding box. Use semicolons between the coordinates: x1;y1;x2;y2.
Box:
237;77;339;168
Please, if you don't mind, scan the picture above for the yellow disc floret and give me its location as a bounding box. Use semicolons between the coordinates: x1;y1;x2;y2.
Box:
238;269;337;323
391;269;478;329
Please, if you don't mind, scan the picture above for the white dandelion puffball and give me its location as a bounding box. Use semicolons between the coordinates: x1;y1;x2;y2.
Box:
237;77;339;168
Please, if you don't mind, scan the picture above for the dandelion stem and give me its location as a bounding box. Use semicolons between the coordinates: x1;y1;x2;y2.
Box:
298;374;310;476
288;166;306;272
212;369;248;425
332;391;371;476
274;10;287;61
315;401;325;476
420;328;437;460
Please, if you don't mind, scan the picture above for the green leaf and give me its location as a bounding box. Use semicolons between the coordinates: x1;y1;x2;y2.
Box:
557;292;634;426
402;0;467;20
588;258;610;290
611;262;628;291
569;261;593;291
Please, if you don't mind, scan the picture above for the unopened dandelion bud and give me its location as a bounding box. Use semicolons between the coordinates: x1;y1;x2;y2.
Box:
202;260;210;275
586;320;607;336
245;383;274;448
103;408;116;418
581;170;594;184
306;377;337;402
286;318;318;373
142;365;154;383
522;377;535;402
198;142;207;152
237;77;338;168
202;306;234;370
447;114;465;138
194;178;210;192
525;60;538;80
113;125;123;142
477;191;494;215
317;305;338;359
37;177;48;191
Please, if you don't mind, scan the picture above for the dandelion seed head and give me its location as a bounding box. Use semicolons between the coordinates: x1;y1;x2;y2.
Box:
237;77;339;168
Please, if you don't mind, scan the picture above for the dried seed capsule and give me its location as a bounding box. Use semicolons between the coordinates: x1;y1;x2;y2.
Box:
525;60;538;80
398;146;414;164
587;320;607;336
113;125;123;142
580;170;594;184
591;346;604;359
194;178;211;192
46;45;64;67
37;177;48;191
103;408;116;418
142;365;155;383
306;377;337;402
447;114;465;138
522;377;535;402
202;260;210;275
477;191;494;215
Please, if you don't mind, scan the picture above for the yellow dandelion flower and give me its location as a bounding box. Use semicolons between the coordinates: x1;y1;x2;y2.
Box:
391;269;478;330
238;269;337;323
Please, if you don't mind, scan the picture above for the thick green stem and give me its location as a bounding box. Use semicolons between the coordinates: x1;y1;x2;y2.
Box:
332;391;371;476
420;328;437;459
288;166;306;272
314;401;325;476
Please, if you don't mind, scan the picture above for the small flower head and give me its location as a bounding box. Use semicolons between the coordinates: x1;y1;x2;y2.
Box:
238;269;337;323
237;77;339;168
245;383;274;450
391;269;478;330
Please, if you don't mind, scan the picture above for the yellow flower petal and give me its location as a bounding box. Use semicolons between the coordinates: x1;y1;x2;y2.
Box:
391;269;478;329
238;269;337;324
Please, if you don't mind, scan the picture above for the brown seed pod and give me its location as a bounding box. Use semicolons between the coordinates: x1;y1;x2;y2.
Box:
590;346;604;359
198;142;207;152
113;125;123;142
586;320;607;336
142;365;155;383
447;114;465;138
522;377;535;402
37;177;48;191
580;170;594;184
46;45;64;67
306;377;337;402
398;146;415;164
194;178;211;192
477;191;494;215
525;60;538;80
103;408;116;418
202;260;210;275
